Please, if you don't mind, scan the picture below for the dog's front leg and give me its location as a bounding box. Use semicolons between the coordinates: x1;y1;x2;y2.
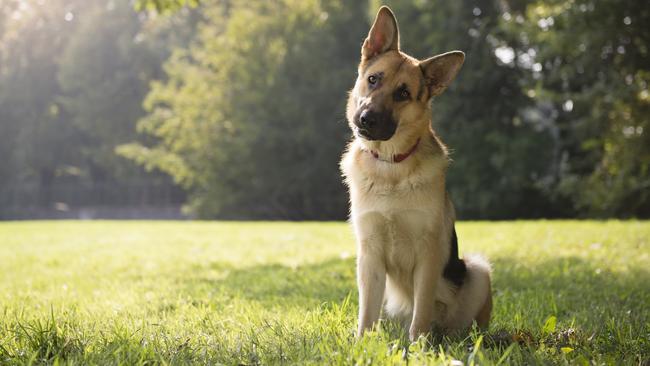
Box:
409;251;442;341
356;247;386;337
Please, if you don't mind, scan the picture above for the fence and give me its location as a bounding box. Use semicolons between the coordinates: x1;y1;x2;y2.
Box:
0;181;187;220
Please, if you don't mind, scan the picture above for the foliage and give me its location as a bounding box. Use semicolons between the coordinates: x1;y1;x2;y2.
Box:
501;0;650;217
135;0;200;13
1;0;649;219
0;0;79;203
0;220;648;364
57;1;161;182
0;0;188;213
380;0;557;219
120;0;367;219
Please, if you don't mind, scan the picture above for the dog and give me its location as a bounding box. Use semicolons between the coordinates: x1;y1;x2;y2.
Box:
340;6;492;341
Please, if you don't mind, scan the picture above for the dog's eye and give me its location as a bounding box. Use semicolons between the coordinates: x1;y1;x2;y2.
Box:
368;75;378;85
393;85;411;101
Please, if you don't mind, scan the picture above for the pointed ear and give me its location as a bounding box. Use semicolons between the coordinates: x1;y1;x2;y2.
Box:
419;51;465;97
362;6;399;60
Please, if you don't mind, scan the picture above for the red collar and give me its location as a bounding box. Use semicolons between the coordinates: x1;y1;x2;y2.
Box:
370;138;421;163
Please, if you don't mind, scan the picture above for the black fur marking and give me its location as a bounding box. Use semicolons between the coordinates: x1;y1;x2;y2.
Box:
443;226;467;287
392;83;410;102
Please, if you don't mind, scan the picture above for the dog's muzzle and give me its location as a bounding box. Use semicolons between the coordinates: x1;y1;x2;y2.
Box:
354;109;397;141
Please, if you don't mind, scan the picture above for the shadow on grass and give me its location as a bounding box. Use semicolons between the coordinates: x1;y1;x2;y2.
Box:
185;254;648;360
4;255;647;364
190;258;357;308
188;254;649;324
491;256;650;317
483;256;648;357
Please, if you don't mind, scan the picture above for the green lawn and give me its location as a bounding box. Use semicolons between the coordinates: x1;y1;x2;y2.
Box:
0;221;648;365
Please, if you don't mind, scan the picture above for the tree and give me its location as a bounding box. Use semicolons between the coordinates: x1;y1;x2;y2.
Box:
378;0;556;218
120;0;369;219
4;0;645;219
135;0;200;13
503;0;650;217
0;0;190;215
0;0;81;207
57;1;163;184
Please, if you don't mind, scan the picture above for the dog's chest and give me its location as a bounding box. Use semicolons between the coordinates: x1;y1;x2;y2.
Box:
384;209;432;274
353;188;439;271
344;145;447;271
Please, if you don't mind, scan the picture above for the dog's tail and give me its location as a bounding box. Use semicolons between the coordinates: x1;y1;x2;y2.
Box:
442;254;492;330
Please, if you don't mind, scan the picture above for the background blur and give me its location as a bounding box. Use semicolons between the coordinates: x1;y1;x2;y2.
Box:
0;0;648;220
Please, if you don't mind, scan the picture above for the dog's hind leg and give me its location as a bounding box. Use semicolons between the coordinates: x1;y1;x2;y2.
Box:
442;254;492;330
474;277;492;328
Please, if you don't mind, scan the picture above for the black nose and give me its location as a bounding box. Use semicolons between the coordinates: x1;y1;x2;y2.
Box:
359;110;376;129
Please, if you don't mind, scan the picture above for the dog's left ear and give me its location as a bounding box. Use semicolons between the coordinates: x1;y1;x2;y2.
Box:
419;51;465;97
362;6;400;60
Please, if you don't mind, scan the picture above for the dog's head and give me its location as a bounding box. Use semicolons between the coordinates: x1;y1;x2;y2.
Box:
347;6;465;143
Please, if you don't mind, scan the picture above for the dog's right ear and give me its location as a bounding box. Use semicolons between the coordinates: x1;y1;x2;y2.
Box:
420;51;465;97
362;6;399;60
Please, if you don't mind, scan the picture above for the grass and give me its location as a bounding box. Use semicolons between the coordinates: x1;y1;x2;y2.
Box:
0;220;648;365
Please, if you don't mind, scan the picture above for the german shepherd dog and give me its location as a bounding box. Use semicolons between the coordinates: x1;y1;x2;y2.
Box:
340;6;492;341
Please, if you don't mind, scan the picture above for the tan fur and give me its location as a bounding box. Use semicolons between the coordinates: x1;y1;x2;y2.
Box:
475;271;493;329
340;6;492;341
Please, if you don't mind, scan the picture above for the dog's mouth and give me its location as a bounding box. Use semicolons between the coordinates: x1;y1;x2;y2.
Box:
354;126;395;141
356;127;372;139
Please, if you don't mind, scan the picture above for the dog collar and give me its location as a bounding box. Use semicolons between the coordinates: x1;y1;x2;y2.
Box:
370;138;420;163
